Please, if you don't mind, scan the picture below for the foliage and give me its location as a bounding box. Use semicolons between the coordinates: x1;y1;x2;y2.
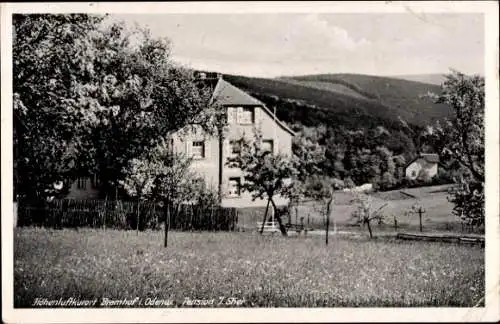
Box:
291;127;327;181
227;129;297;235
14;228;485;307
417;169;433;184
429;71;484;182
189;177;220;207
13;14;106;200
448;178;485;230
13;14;215;201
151;151;196;206
119;158;159;200
427;71;485;227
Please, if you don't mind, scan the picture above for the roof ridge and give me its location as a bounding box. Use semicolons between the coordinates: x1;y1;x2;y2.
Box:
210;79;295;136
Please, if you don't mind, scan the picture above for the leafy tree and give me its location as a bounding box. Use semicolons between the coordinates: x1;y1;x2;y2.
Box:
152;151;196;247
429;71;484;182
13;14;215;203
379;171;398;191
292;127;327;180
83;20;213;199
428;71;485;228
416;169;432;184
13;14;106;201
227;130;297;236
119;157;161;232
343;177;356;189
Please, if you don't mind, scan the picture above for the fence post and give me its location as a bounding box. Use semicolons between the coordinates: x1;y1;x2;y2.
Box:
418;207;425;232
235;208;239;232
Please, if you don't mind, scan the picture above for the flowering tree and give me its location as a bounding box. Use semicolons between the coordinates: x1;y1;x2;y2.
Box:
119;137;197;245
13;14;105;201
350;193;388;239
120;158;160;232
13;14;214;202
227;131;297;235
428;71;485;229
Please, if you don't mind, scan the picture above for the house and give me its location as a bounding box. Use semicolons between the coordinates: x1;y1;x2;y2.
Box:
405;153;440;180
65;73;295;208
170;74;295;208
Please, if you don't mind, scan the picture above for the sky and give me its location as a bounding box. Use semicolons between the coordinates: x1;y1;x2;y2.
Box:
114;13;484;78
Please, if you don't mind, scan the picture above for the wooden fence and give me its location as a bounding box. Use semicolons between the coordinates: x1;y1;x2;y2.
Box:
17;199;238;231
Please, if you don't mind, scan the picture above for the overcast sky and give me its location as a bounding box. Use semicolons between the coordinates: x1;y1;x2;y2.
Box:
114;13;484;78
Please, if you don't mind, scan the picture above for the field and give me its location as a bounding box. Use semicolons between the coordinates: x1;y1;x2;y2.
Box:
14;227;484;307
289;184;461;233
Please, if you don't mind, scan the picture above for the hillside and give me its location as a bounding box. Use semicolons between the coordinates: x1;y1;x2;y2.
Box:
223;74;405;129
277;74;452;126
388;74;446;86
219;72;455;169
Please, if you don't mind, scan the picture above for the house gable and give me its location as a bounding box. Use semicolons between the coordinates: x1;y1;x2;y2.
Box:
405;153;440;169
211;78;295;137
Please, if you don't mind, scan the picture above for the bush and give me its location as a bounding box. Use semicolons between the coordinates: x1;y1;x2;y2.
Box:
448;179;484;232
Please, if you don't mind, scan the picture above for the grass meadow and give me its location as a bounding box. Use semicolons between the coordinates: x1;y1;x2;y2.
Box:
14;227;484;307
290;185;462;233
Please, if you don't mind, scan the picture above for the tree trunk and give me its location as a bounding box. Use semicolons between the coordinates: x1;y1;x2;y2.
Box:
136;198;140;235
270;199;287;236
325;197;333;245
164;200;170;247
366;219;373;239
260;198;270;234
218;130;224;205
419;210;423;232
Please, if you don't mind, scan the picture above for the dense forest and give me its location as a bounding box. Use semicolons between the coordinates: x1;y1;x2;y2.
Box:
223;73;456;190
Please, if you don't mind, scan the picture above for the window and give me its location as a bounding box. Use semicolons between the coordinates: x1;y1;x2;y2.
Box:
228;177;241;197
227;107;237;124
239;107;254;124
192;141;205;159
411;170;417;177
230;140;241;157
262;139;274;153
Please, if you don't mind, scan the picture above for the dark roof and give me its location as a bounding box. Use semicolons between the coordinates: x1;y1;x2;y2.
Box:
210;78;295;136
405;153;440;169
420;153;440;163
212;78;264;106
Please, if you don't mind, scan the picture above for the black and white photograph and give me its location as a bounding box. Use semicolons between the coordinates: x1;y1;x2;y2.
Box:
1;1;499;323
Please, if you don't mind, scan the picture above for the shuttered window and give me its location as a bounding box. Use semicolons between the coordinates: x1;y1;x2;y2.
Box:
192;141;205;159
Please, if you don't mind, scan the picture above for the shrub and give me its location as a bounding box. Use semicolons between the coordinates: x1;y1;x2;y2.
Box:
448;177;484;232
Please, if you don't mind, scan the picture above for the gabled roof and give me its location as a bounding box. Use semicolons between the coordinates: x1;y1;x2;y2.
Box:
406;153;440;168
210;78;295;136
420;153;440;163
212;78;264;106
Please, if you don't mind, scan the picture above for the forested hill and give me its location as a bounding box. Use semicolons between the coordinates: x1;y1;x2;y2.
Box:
223;73;451;128
217;72;454;188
